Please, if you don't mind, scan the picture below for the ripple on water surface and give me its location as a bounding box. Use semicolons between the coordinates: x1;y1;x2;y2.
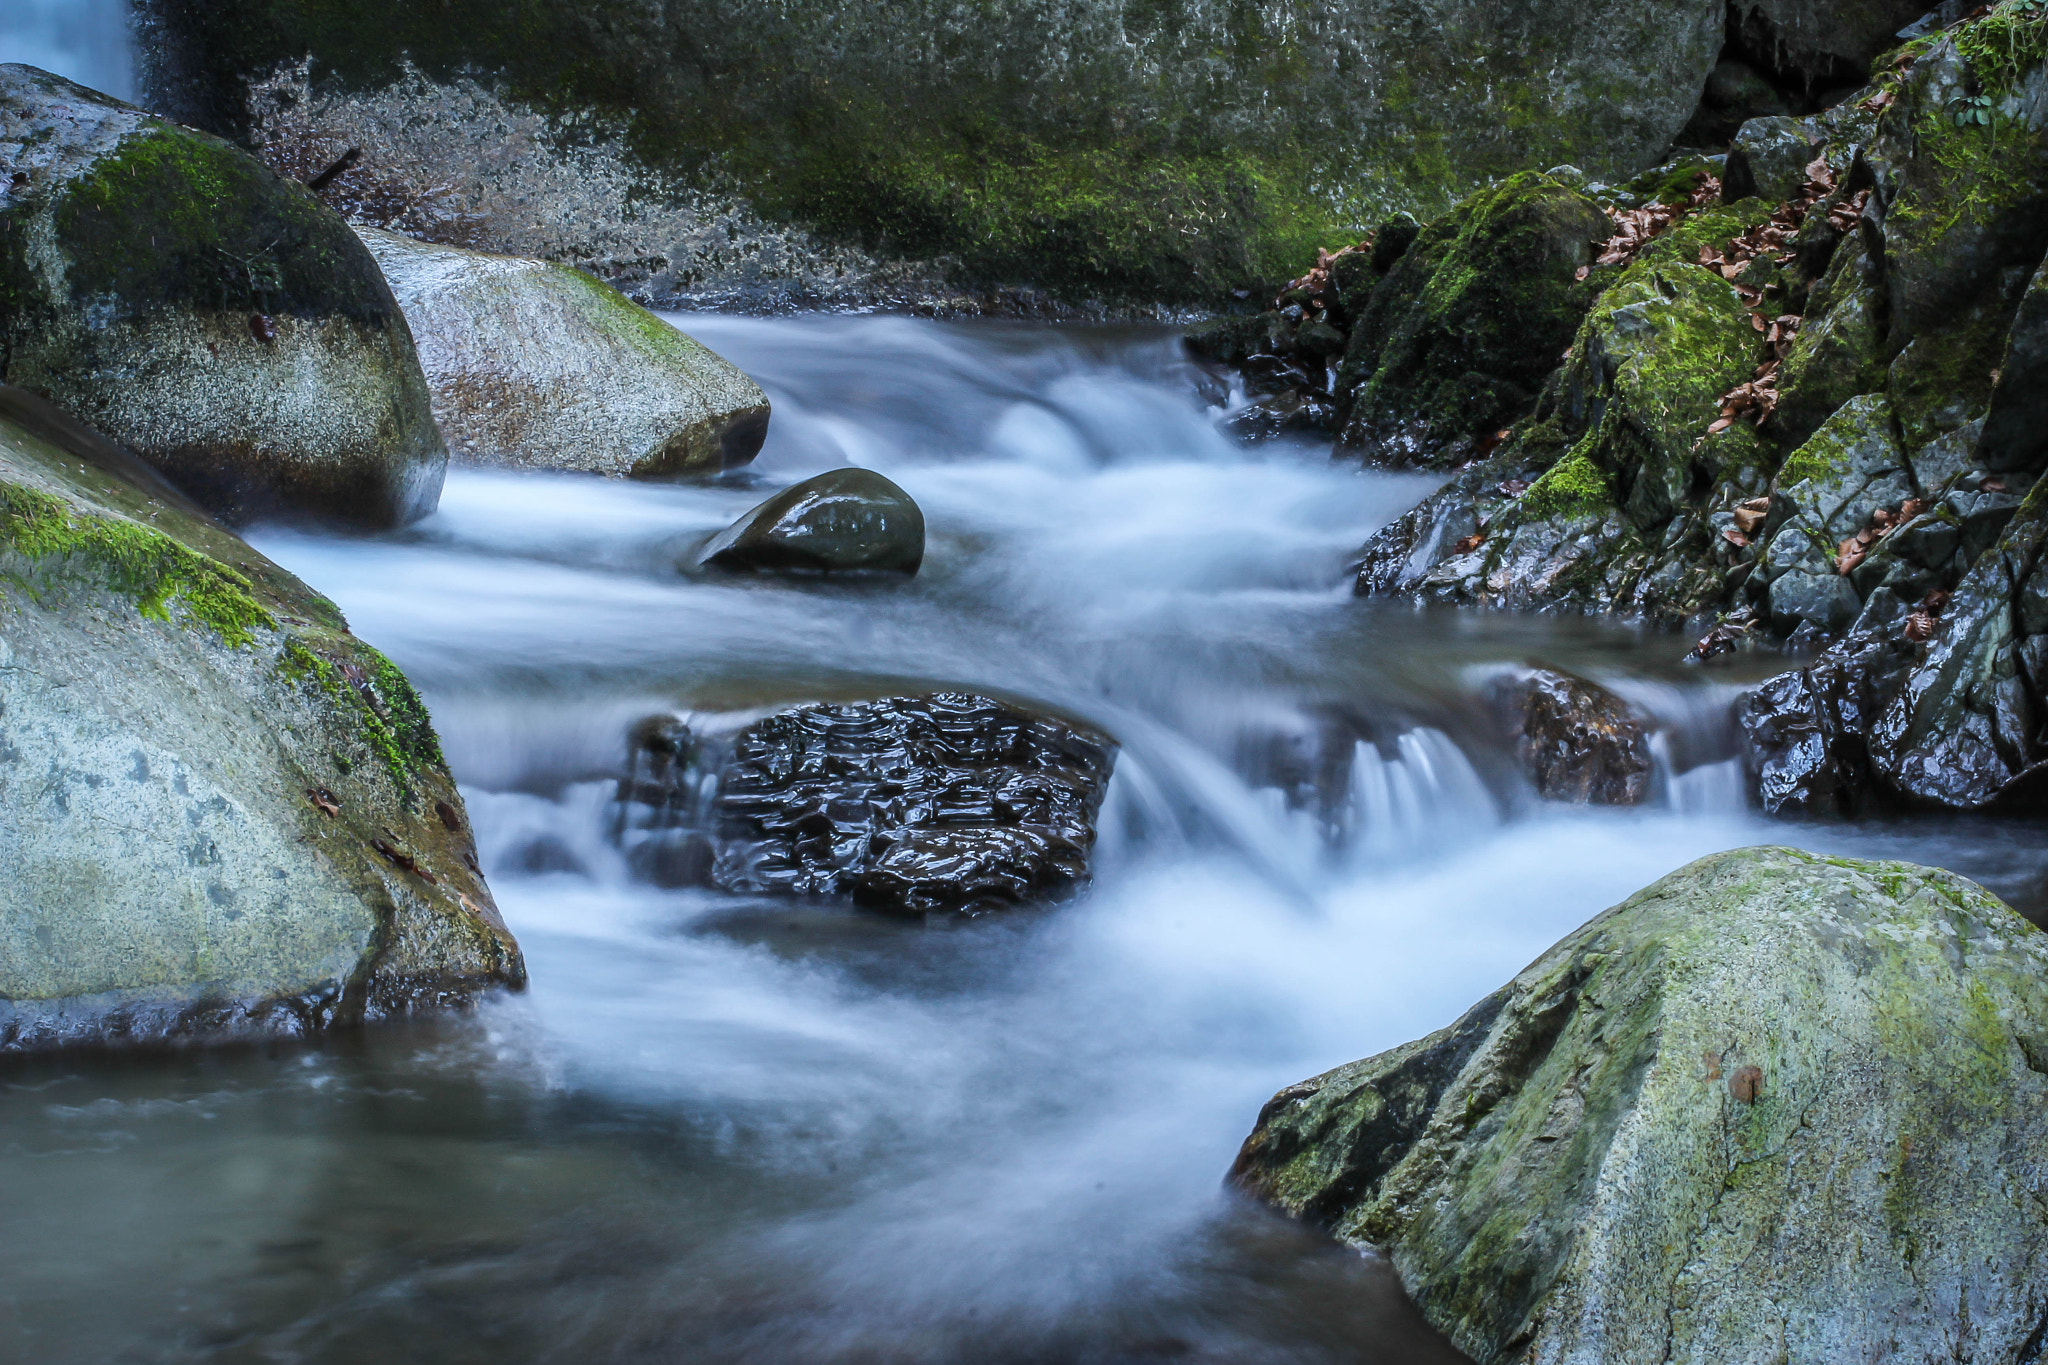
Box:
7;316;2046;1364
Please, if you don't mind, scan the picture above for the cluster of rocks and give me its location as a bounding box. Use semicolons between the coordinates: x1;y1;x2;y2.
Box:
0;61;802;1052
1195;9;2048;819
613;694;1117;916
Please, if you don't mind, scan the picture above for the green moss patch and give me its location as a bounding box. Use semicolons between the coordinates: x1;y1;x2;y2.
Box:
280;639;445;791
0;482;274;646
1521;443;1613;521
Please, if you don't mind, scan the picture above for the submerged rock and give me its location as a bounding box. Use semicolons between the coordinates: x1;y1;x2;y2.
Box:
621;694;1116;915
1232;846;2048;1364
355;228;770;477
0;386;521;1051
0;65;444;528
698;468;925;575
1490;669;1651;805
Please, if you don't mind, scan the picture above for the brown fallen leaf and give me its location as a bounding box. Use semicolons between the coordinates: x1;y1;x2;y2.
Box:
1981;477;2009;494
1452;532;1486;555
1722;526;1751;548
1862;89;1894;113
1731;505;1767;534
306;787;340;817
1837;537;1867;575
435;799;463;832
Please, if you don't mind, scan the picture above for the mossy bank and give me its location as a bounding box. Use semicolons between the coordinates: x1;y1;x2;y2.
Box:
0;386;522;1051
136;0;1914;309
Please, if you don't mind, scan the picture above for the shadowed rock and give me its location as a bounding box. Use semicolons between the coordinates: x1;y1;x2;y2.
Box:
0;64;445;528
698;468;924;575
1232;846;2048;1365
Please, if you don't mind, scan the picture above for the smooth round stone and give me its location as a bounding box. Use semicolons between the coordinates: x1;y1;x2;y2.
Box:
697;467;924;575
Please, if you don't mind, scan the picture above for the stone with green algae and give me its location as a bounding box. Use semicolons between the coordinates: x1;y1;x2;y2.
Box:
0;387;523;1052
0;64;444;528
1231;845;2048;1365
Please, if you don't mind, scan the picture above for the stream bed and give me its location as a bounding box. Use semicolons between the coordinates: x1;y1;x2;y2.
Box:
5;316;2047;1364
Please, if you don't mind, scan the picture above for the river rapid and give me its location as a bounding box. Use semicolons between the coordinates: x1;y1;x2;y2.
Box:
5;316;2047;1364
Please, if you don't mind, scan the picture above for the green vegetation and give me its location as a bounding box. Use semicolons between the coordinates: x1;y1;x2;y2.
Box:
51;124;390;319
0;481;274;645
1521;443;1613;521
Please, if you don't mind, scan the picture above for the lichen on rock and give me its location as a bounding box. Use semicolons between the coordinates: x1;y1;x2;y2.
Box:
1231;845;2048;1364
0;388;520;1051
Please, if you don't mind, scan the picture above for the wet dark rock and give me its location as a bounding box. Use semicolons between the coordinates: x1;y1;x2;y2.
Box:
713;694;1116;915
1869;482;2048;810
1491;669;1653;805
1739;629;1915;814
698;468;925;575
0;65;445;529
1980;254;2048;475
618;694;1117;915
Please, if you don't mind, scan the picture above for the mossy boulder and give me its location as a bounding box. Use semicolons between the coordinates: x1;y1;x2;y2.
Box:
0;385;521;1051
356;228;770;477
0;65;445;528
1231;845;2048;1365
1336;172;1609;467
137;0;1744;308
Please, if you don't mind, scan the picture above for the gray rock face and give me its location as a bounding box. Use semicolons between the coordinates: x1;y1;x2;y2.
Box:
354;228;770;477
617;694;1117;915
699;468;925;575
0;65;445;528
1722;116;1820;205
1232;846;2048;1365
1981;253;2048;474
1738;629;1914;813
1490;669;1652;805
0;387;521;1051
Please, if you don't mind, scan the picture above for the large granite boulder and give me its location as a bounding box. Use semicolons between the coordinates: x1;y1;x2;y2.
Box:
0;65;445;528
0;385;521;1051
354;228;769;477
616;693;1116;915
1232;846;2048;1365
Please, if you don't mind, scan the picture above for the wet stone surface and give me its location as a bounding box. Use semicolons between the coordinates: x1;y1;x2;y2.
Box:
618;693;1117;915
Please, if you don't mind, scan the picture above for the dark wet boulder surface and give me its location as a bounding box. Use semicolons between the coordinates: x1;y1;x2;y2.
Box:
617;693;1117;915
1491;669;1652;805
698;468;925;575
0;64;445;528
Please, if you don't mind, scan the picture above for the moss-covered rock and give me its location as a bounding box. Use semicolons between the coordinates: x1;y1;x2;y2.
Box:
356;228;769;477
1336;172;1609;467
0;385;521;1051
136;0;1748;308
0;65;445;528
1231;845;2048;1365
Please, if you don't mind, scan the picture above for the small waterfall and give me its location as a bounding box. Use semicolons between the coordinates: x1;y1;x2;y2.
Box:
1340;730;1499;865
0;0;137;102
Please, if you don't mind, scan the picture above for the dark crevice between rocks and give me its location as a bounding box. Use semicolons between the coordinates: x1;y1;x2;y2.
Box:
1675;2;1885;152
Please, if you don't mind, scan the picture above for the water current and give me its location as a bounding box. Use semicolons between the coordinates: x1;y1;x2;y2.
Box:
6;317;2048;1364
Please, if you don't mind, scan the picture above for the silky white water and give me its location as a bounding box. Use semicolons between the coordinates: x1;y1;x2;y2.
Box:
5;317;2045;1364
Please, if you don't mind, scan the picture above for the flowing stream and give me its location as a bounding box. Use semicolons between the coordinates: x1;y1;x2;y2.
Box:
7;317;2048;1364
